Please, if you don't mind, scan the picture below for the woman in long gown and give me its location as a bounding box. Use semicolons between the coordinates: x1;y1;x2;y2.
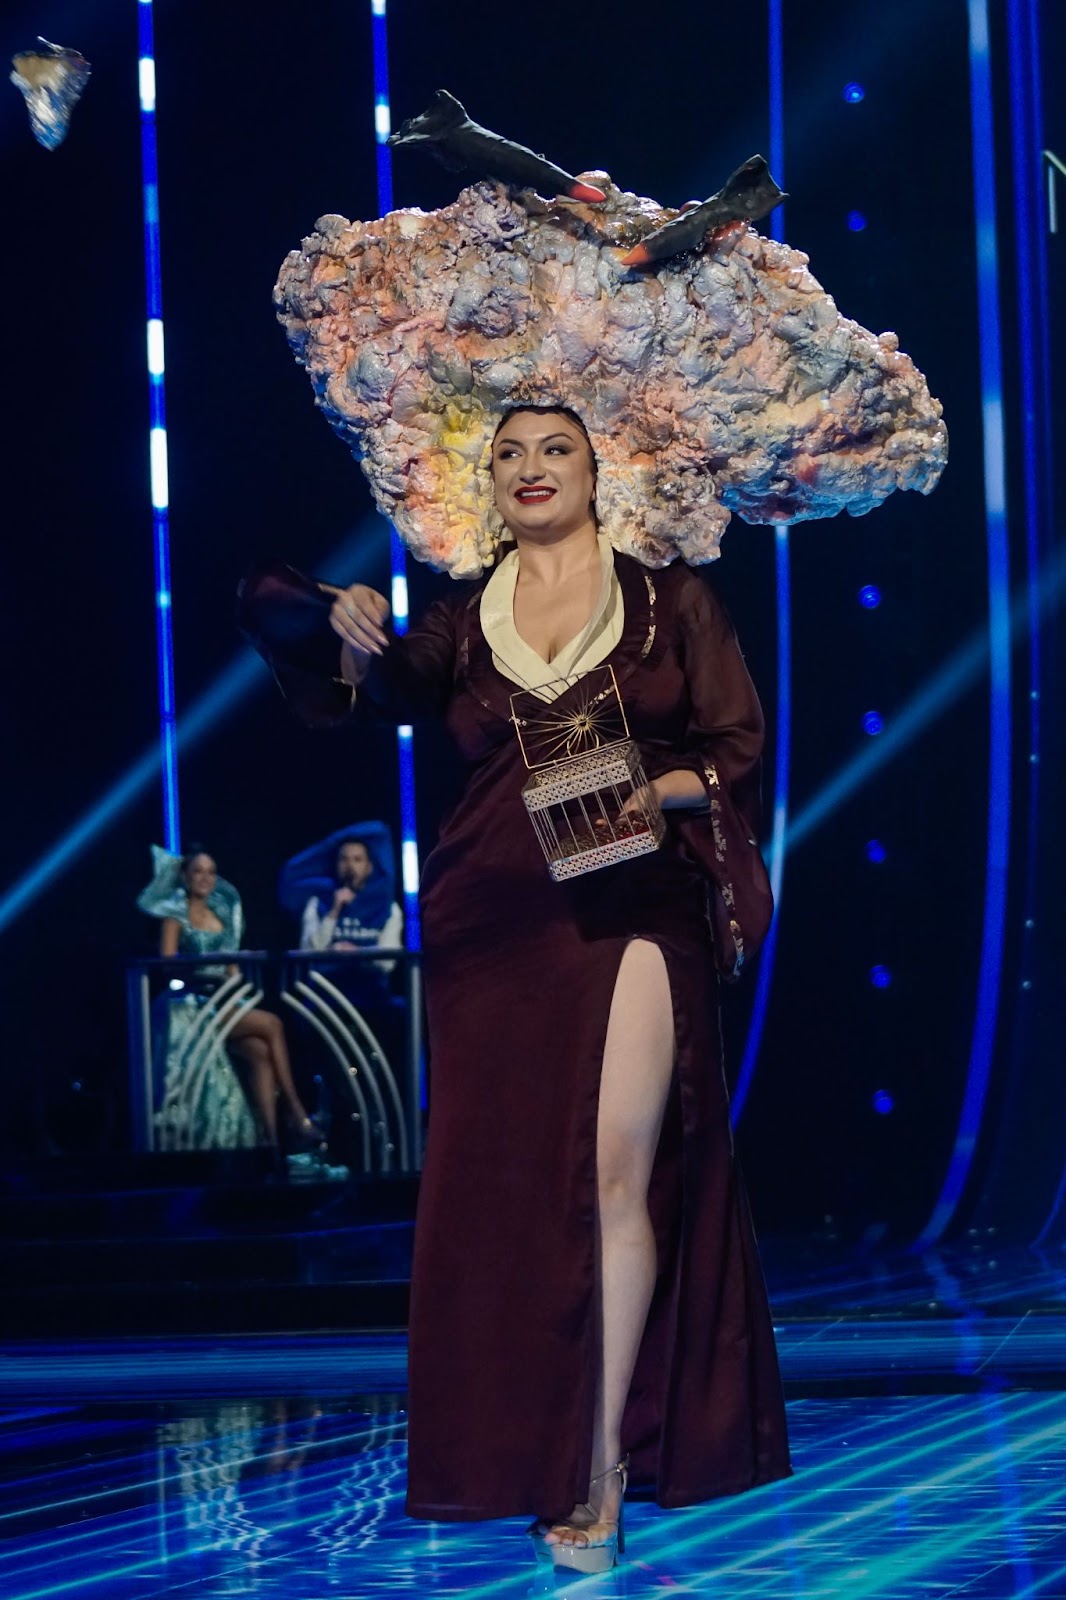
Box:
138;847;318;1150
240;405;791;1568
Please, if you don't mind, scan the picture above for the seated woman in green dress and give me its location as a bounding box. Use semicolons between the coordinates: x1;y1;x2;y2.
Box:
137;846;317;1151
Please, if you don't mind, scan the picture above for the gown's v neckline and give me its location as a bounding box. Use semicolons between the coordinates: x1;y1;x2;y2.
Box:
464;550;661;723
481;533;619;696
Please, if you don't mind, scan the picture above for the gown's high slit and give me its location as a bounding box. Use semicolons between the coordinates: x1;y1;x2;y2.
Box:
239;547;793;1520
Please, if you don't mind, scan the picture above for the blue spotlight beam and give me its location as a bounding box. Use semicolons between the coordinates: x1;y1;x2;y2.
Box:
787;547;1066;861
733;523;790;1124
0;526;380;937
1009;0;1057;1247
917;0;1012;1248
731;0;790;1126
368;0;421;956
137;0;179;853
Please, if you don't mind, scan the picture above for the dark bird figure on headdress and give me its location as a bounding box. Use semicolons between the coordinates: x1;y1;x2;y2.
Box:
388;88;606;204
621;155;787;267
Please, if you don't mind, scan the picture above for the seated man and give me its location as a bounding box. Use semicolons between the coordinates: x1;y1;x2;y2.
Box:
279;824;407;1170
279;823;403;963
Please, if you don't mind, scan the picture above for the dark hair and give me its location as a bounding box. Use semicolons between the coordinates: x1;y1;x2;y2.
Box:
181;843;214;869
180;845;216;884
335;836;371;858
492;404;595;463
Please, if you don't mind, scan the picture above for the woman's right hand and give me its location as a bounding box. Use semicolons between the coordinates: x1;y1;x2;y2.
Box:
323;583;391;681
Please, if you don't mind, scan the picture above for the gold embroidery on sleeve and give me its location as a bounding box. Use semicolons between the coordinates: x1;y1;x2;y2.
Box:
640;574;657;660
703;760;745;975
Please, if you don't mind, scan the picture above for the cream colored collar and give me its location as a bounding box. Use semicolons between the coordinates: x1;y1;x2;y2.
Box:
480;533;623;700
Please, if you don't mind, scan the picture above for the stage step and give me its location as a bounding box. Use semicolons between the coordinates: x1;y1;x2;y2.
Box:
0;1157;418;1337
1;1280;411;1337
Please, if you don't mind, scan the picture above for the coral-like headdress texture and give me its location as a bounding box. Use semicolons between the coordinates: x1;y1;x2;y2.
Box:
274;175;947;577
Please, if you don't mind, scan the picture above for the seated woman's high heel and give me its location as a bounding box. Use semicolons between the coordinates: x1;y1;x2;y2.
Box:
542;1455;628;1574
286;1112;327;1152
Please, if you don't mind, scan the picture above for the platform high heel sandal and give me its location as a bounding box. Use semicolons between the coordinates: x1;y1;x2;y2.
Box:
546;1455;628;1575
525;1517;553;1558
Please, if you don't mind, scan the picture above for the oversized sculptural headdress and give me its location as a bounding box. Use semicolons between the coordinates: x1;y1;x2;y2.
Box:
274;91;946;578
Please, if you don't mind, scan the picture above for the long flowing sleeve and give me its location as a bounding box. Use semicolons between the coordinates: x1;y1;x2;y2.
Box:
647;570;773;980
237;559;460;729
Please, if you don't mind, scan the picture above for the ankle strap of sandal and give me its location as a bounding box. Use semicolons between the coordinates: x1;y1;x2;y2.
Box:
589;1454;629;1488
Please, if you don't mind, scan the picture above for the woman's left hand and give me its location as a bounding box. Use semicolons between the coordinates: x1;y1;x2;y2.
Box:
623;769;709;816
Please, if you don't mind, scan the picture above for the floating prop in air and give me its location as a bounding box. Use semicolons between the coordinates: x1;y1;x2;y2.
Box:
10;38;90;150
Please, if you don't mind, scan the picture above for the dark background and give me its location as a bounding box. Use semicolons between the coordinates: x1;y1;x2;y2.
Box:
0;0;1061;1241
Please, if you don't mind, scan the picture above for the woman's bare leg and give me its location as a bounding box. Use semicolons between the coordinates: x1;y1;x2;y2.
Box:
546;938;675;1546
229;1033;279;1143
230;1010;310;1126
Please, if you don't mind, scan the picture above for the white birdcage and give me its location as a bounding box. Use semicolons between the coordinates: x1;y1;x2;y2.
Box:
511;667;666;882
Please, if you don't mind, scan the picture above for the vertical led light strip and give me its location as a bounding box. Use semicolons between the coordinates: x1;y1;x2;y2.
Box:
370;0;393;212
732;0;790;1126
918;0;1011;1246
137;0;179;853
1006;0;1048;1236
1007;0;1042;819
369;0;420;951
1011;0;1060;1247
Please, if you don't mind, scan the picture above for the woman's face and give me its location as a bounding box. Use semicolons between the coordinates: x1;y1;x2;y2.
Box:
184;854;217;897
491;411;596;541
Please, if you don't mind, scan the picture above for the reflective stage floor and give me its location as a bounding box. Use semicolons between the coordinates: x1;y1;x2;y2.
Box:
4;1242;1066;1598
5;1330;1066;1598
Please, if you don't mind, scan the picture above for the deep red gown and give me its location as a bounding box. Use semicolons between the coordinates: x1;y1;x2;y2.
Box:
240;549;792;1520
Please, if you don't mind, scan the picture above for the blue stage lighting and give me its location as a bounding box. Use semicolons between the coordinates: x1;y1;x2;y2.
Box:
370;0;394;213
138;0;180;853
786;542;1066;858
859;584;882;608
872;1089;895;1114
732;520;791;1127
369;0;420;954
870;965;892;989
390;571;409;628
843;82;866;103
1006;0;1050;1250
726;12;784;1132
847;210;867;232
0;524;380;936
866;839;887;864
863;710;884;736
918;0;1013;1249
731;0;789;1131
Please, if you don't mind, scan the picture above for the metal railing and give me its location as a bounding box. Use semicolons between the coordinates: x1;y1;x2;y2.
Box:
126;948;424;1171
